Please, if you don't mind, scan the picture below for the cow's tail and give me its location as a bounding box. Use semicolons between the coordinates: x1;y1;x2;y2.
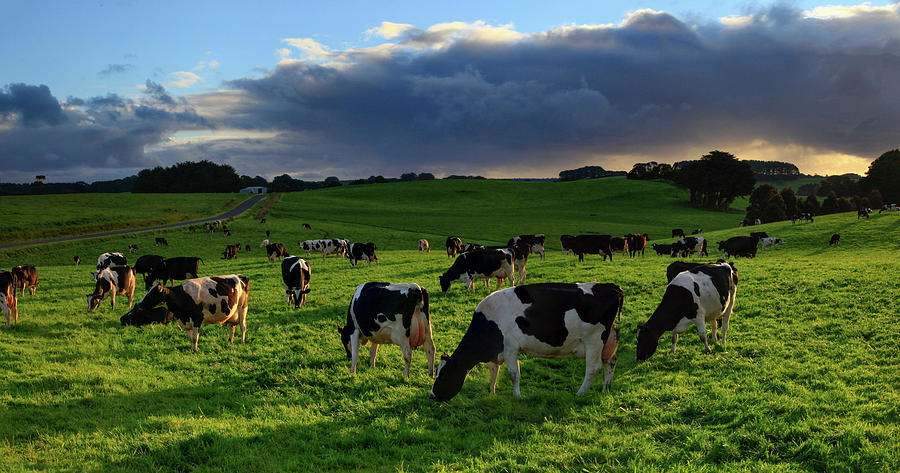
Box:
421;286;430;321
616;289;624;323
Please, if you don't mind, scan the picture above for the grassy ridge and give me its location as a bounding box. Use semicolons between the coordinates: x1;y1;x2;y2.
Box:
0;179;898;472
0;193;245;244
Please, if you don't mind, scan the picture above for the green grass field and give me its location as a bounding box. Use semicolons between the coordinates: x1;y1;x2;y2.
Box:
1;178;898;472
0;193;246;244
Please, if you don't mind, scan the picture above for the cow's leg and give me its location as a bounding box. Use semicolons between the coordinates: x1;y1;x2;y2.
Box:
349;331;360;373
127;288;134;308
400;342;413;378
487;362;500;394
29;286;35;296
720;291;736;348
423;316;436;378
190;327;200;352
670;332;679;354
369;343;379;368
506;355;522;397
710;318;719;343
239;302;248;344
695;317;712;354
577;345;603;396
110;293;116;310
229;324;236;344
602;354;618;392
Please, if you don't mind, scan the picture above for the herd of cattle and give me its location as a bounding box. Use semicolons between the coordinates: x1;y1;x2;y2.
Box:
1;205;893;401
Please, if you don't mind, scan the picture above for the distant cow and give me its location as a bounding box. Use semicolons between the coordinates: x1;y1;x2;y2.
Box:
759;237;784;250
485;243;529;285
299;239;347;260
1;270;18;328
302;223;311;229
97;252;127;272
418;239;430;253
338;282;435;377
266;243;288;261
259;239;269;248
123;274;250;352
799;213;814;223
636;262;738;360
830;234;841;245
652;243;673;256
627;233;648;257
144;257;202;290
282;256;311;310
858;208;870;219
610;237;629;256
670;237;708;258
155;237;169;246
88;265;136;311
121;307;173;326
11;265;39;296
560;234;576;255
245;244;251;252
446;237;463;257
440;248;515;292
717;236;758;258
128;244;138;253
461;243;485;253
188;225;196;233
74;256;81;266
222;245;239;260
429;283;623;401
348;242;378;267
754;219;762;225
880;204;899;213
265;230;270;238
691;228;702;235
749;232;768;240
507;234;546;261
134;254;165;287
672;228;685;238
571;235;613;262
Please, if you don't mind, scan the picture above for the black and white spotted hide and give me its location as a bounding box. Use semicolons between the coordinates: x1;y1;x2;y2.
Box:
281;256;311;310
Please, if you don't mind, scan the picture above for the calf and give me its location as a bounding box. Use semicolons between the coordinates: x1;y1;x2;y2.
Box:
571;234;613;262
610;237;629;256
418;239;430;253
97;252;127;271
74;256;81;266
134;254;165;288
128;244;138;253
636;262;738;360
121;307;173;326
652;243;673;256
281;256;311;310
716;236;758;258
627;233;648;257
266;242;287;261
508;234;546;261
429;283;623;401
446;237;463;257
88;265;136;311
440;248;515;292
123;275;250;352
560;234;576;255
1;271;18;328
830;234;841;245
759;237;784;250
144;257;202;290
338;282;435;377
749;232;768;240
672;228;685;238
155;237;169;246
11;265;39;296
670;237;708;258
348;242;378;266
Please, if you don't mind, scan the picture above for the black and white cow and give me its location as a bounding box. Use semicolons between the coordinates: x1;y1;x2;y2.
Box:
560;234;576;255
759;237;784;250
144;257;202;290
672;228;686;238
665;260;726;283
88;265;136;311
134;254;165;287
128;244;138;253
829;234;841;245
299;239;348;260
716;236;758;258
857;208;871;219
418;239;430;253
446;237;463;257
507;234;546;261
670;237;708;258
74;256;81;266
281;256;311;310
570;235;613;262
636;262;738;360
486;243;529;285
691;228;702;235
155;237;169;246
1;270;17;328
97;252;127;272
439;248;515;292
348;242;378;266
338;282;435;377
429;283;623;401
461;243;485;253
652;243;673;256
123;274;250;352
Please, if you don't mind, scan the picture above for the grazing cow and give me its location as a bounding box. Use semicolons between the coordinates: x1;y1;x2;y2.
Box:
636;262;738;360
188;226;196;233
97;252;127;272
281;256;311;310
461;243;485;253
245;244;251;252
858;208;870;219
155;237;169;246
446;237;463;257
121;307;172;326
440;248;515;292
222;245;239;260
11;265;39;296
418;239;430;253
302;223;311;229
799;213;814;223
830;234;840;245
670;237;708;258
260;239;270;248
299;239;347;260
1;271;18;328
134;255;165;287
627;234;649;257
507;234;546;261
74;256;81;266
880;204;899;213
652;243;673;256
429;283;623;401
716;236;758;258
123;275;250;352
266;243;288;261
338;282;435;377
348;242;378;267
759;237;784;250
750;232;768;240
610;237;629;256
88;265;136;311
672;228;685;238
223;229;232;237
571;235;613;262
265;230;271;238
144;257;202;290
560;234;576;255
691;228;702;235
128;244;138;253
666;260;726;283
486;243;529;285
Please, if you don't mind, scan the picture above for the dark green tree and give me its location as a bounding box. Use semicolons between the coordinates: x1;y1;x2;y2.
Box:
762;194;787;223
781;187;799;218
676;151;755;211
867;189;884;209
821;191;839;214
860;149;900;203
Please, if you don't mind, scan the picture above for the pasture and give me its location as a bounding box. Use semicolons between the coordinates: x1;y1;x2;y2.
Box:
1;178;898;472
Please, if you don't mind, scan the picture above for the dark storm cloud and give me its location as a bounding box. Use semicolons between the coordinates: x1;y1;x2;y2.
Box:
99;63;135;75
0;83;67;127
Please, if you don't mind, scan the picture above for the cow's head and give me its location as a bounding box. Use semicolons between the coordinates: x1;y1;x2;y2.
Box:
717;241;726;250
439;274;451;292
337;323;355;359
121;307;173;326
634;323;661;361
123;283;169;321
287;287;311;309
429;353;469;402
87;278;114;311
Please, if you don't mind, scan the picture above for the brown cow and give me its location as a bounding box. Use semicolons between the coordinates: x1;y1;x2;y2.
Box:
418;239;430;253
11;265;39;296
88;266;136;311
627;233;649;257
1;271;18;328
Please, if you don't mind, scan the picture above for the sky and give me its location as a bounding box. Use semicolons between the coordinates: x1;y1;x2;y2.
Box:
2;0;899;183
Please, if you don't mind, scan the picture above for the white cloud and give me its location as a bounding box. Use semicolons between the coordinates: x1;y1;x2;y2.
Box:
167;71;202;88
282;37;330;59
366;21;418;40
803;2;899;20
